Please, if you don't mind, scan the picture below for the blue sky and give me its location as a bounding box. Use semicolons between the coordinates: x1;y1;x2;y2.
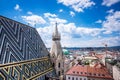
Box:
0;0;120;47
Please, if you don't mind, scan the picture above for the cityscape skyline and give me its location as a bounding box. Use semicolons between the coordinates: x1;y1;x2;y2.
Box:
0;0;120;47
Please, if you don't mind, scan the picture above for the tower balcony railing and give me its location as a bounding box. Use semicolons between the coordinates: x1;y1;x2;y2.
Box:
52;34;61;40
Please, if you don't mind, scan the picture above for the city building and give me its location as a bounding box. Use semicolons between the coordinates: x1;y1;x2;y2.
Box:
0;16;56;80
113;62;120;80
50;22;64;77
66;65;113;80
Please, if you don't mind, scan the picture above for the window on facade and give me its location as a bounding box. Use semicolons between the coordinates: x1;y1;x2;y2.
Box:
85;72;87;74
80;78;82;80
94;73;96;76
98;74;100;76
88;79;90;80
84;78;86;80
58;63;60;68
77;72;79;74
58;71;60;76
62;70;64;74
76;77;78;80
89;73;92;75
52;63;55;67
81;72;83;74
72;77;74;80
73;71;75;73
68;77;70;79
102;74;105;76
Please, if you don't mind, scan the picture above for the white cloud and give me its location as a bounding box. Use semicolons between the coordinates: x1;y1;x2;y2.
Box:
57;0;95;12
61;36;120;47
95;19;102;23
21;12;119;47
14;4;22;11
102;11;120;34
22;14;46;26
44;13;57;18
36;13;103;47
27;11;33;15
70;11;75;17
48;17;67;24
102;0;120;7
59;9;63;12
76;27;102;37
37;23;119;47
103;31;112;34
107;9;114;13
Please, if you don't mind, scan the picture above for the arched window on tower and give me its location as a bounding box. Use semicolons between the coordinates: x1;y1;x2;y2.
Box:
52;54;55;58
53;63;55;67
58;63;60;68
58;71;60;76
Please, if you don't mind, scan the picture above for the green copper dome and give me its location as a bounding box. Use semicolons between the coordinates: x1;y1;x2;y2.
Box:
63;49;69;55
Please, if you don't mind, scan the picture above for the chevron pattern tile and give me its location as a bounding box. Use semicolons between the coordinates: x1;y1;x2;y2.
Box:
0;16;55;80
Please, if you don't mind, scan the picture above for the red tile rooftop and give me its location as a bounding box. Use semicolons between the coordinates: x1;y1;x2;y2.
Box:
95;54;104;59
66;65;87;76
66;65;113;79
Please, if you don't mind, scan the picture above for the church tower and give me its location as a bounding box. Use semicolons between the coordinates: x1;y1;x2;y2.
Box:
50;22;64;77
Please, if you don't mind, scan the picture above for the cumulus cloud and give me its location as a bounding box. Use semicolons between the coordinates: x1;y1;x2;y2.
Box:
27;11;33;15
57;0;95;12
44;13;57;18
14;4;22;11
62;36;120;47
102;0;120;7
59;9;63;12
70;11;75;17
107;9;114;13
21;12;119;47
22;14;46;26
37;24;102;47
35;13;103;47
102;10;120;34
95;19;102;23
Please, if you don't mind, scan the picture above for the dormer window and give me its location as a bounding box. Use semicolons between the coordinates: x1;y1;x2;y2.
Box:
94;73;96;76
73;71;75;73
98;74;100;76
89;73;92;75
81;72;83;74
102;74;105;76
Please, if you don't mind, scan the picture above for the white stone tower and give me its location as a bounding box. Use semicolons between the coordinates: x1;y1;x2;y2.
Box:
50;22;64;77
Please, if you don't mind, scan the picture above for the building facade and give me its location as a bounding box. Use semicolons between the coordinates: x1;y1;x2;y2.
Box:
113;64;120;80
66;65;113;80
50;23;64;77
